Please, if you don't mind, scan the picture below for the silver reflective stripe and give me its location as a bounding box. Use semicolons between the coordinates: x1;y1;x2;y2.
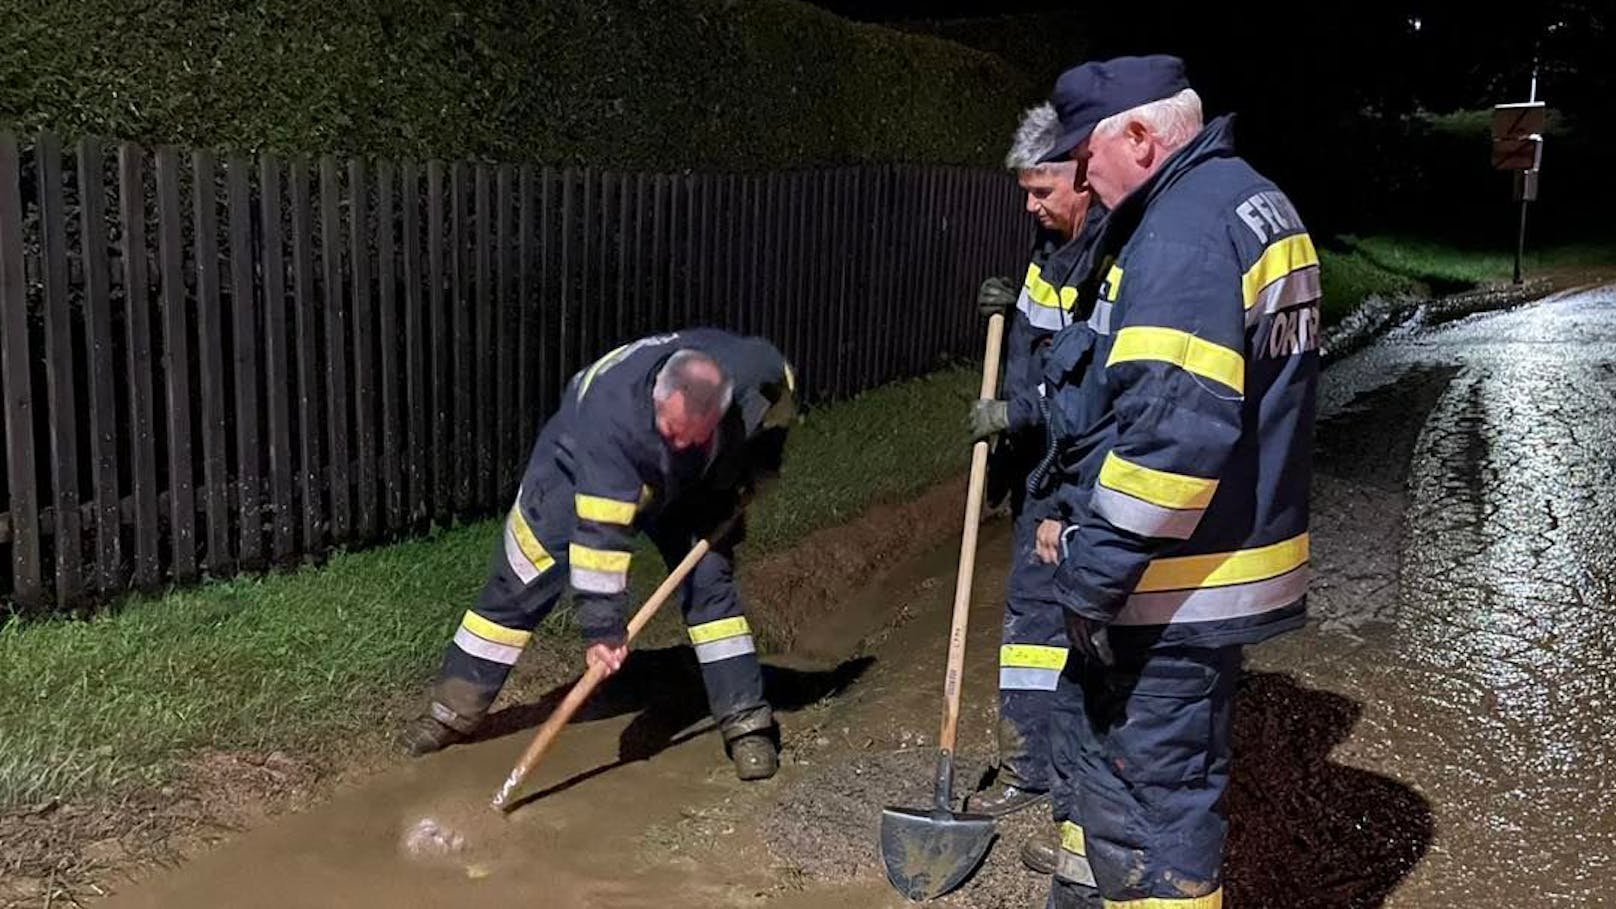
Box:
999;667;1061;691
694;634;756;664
504;522;540;584
453;626;525;665
1248;265;1323;326
1115;566;1311;626
571;566;628;595
1092;484;1204;540
1055;850;1096;887
1086;299;1114;335
1019;289;1070;331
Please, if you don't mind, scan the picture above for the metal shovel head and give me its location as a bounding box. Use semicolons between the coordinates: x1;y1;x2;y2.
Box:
879;804;996;901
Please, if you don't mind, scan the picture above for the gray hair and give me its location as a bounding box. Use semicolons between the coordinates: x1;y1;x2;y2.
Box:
653;349;733;418
1004;102;1067;172
1092;88;1204;153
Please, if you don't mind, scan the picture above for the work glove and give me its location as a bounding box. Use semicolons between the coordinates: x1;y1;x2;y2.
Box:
967;399;1010;443
1064;611;1115;667
977;275;1018;317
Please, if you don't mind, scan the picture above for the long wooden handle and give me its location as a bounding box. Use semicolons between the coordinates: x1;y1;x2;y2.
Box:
937;311;1005;755
490;530;720;812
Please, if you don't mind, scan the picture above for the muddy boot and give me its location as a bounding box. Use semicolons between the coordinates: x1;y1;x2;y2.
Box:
399;714;466;757
967;781;1049;817
1020;825;1060;874
728;733;779;781
1046;879;1103;909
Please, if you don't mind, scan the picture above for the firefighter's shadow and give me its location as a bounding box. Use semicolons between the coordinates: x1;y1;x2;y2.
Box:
486;648;873;809
1226;671;1433;909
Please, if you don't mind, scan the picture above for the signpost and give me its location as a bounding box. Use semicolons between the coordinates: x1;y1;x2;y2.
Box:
1492;88;1544;284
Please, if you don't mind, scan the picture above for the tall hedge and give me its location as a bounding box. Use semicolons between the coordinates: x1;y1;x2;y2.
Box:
0;0;1032;168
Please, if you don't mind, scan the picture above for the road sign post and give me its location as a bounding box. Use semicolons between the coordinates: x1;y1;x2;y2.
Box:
1492;98;1544;285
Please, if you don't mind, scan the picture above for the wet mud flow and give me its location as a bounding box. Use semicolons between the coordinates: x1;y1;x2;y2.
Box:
102;285;1616;907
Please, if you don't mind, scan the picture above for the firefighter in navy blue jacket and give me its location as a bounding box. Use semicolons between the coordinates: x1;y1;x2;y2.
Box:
401;329;797;782
966;101;1108;822
1031;56;1322;908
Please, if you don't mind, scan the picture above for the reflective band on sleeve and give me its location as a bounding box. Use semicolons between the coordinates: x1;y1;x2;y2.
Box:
575;493;638;526
453;611;532;666
1087;299;1114;335
1116;565;1309;626
1243;233;1319;311
571;567;628;595
1023;262;1079;312
1093;484;1205;540
1000;667;1061;691
1054;822;1096;886
688;616;755;664
504;502;556;585
1246;264;1322;326
1104;888;1223;908
1000;644;1067;670
1106;326;1245;395
1098;452;1218;510
1102;264;1124;302
1135;533;1309;592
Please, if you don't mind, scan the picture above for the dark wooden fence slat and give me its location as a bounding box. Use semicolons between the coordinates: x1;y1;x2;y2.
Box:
474;164;494;506
118;143;160;589
537;167;556;423
320;156;351;540
288;158;324;551
746;174;762;338
580;168;596;363
259;155;295;561
630;173;646;339
401;161;426;524
376;161;402;532
517;165;535;449
495;164;515;490
427;161;449;519
77;137;122;591
658;174;675;330
615;172;630;343
39;132;84;604
558;168;575;399
155;148;197;580
193;150;232;574
349;159;376;538
450;162;472;510
0;132;42;604
227;157;263;569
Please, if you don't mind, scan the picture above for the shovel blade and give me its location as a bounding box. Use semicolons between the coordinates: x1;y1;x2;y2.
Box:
878;804;996;901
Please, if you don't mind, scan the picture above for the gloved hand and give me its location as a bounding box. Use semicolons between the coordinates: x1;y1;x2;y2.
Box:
967;399;1010;443
977;275;1018;317
1064;611;1115;667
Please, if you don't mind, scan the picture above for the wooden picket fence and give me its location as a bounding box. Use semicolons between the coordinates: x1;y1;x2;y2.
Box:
0;130;1029;612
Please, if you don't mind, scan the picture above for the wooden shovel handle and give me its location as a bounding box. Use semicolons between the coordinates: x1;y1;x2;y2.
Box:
938;312;1005;755
490;520;729;811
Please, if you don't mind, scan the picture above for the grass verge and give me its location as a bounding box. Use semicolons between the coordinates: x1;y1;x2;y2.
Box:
0;366;979;810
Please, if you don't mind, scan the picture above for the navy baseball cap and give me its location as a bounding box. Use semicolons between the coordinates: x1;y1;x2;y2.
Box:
1039;55;1192;163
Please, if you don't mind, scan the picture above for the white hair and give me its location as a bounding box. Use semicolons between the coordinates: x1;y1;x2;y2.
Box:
1005;102;1068;172
1092;88;1204;153
653;349;733;417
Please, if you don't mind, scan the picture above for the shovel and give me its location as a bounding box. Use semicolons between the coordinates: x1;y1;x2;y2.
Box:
490;514;738;813
880;311;1005;900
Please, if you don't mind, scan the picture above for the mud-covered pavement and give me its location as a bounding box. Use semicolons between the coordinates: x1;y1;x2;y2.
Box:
87;284;1615;907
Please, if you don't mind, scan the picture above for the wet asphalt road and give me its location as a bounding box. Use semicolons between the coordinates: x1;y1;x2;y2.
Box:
1251;283;1616;906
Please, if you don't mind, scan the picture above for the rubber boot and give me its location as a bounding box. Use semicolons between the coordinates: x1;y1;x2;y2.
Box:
1046;879;1104;909
399;713;466;757
967;781;1049;817
728;733;779;781
1020;825;1061;874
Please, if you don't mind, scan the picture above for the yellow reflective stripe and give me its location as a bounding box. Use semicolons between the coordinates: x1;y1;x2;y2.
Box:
1136;533;1309;593
569;544;633;573
508;505;556;574
1025;262;1080;312
689;616;751;644
461;611;532;648
1000;644;1068;670
783;362;797;394
1099;451;1219;510
1107;326;1244;395
1060;821;1086;856
1103;263;1124;302
578;342;631;398
1242;233;1318;310
575;493;637;526
1104;888;1222;908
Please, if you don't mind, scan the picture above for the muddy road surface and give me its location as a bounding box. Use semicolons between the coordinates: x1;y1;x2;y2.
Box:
95;285;1615;908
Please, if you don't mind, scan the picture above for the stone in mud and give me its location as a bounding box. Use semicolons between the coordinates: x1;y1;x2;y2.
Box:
400;817;467;860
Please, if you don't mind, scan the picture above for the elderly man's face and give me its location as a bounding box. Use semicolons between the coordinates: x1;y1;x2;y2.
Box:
1077;121;1156;209
1017;162;1091;239
655;392;721;452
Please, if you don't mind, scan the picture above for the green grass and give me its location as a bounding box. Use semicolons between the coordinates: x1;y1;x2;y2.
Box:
1343;235;1616;289
1318;247;1419;325
0;366;978;809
